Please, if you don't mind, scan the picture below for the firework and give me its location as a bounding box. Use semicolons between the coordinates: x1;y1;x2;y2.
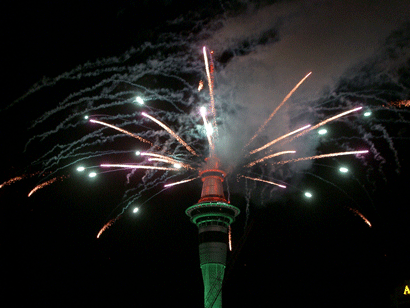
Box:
286;107;363;142
348;208;372;227
228;226;232;251
141;112;198;156
240;175;286;188
141;152;194;170
200;107;215;157
28;175;68;197
164;177;200;188
249;124;311;155
0;172;42;189
246;72;312;147
198;80;204;92
89;119;152;145
388;100;410;108
271;150;369;165
100;164;180;171
202;46;218;135
245;150;296;167
1;175;26;189
97;216;120;238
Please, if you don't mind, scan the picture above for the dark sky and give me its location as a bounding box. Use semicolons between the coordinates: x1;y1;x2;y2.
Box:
2;1;410;307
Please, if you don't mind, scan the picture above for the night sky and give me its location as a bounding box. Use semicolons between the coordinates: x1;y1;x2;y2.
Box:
2;1;410;307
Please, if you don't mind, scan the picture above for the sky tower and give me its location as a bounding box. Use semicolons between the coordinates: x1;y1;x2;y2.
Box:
186;156;240;308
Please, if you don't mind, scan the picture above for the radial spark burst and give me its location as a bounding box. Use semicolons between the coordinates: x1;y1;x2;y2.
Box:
9;14;409;240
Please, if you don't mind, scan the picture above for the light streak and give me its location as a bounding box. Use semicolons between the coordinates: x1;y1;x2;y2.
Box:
1;172;42;189
200;107;215;157
198;80;204;91
288;107;363;142
100;164;179;171
246;72;312;147
245;150;296;167
148;158;173;164
89;119;152;145
389;100;410;108
1;175;25;189
97;217;120;238
272;150;369;165
141;152;194;170
349;208;372;227
141;112;198;156
203;47;218;137
249;124;311;155
164;177;200;188
240;175;286;188
228;226;232;251
28;176;68;197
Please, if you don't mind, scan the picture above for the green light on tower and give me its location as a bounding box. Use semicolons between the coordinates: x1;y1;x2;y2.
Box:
186;157;240;308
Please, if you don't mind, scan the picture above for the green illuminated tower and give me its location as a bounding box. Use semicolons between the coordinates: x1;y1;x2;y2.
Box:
186;157;240;308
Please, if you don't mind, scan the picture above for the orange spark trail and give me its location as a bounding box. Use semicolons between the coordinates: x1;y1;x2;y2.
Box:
198;80;204;92
246;72;312;147
28;175;68;197
271;150;369;165
164;177;200;188
203;47;218;137
89;119;152;145
287;107;363;142
200;108;215;157
240;175;286;188
349;208;372;227
1;172;42;189
97;217;120;238
245;150;296;167
141;152;194;169
141;112;198;156
100;164;179;171
389;100;410;108
1;175;25;189
249;124;311;155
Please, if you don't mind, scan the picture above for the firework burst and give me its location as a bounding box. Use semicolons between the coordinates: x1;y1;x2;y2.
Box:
6;15;409;242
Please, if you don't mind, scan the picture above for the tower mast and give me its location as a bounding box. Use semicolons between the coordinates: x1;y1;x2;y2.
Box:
186;156;240;308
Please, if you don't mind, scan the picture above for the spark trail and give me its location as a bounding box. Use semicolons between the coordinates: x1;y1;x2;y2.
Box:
200;107;215;157
245;150;296;167
348;208;372;227
141;112;198;156
240;175;286;188
271;150;369;165
141;152;194;170
1;175;28;189
246;72;312;147
89;119;152;145
203;47;217;134
1;172;42;189
100;164;180;171
164;177;200;188
249;125;311;155
28;175;68;197
97;216;120;238
286;107;363;143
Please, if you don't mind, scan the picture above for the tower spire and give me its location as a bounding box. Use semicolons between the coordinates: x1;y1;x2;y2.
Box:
186;157;240;308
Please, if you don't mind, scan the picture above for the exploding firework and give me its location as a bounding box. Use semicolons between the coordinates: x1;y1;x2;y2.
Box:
6;9;409;242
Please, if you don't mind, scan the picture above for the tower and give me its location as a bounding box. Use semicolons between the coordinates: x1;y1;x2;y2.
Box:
186;157;240;308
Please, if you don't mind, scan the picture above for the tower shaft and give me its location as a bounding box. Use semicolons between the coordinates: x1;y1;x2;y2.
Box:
186;157;239;308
